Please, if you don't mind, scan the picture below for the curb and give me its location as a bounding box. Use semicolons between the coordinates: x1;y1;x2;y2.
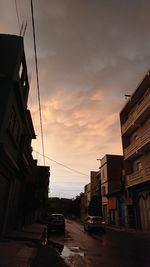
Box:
105;225;150;240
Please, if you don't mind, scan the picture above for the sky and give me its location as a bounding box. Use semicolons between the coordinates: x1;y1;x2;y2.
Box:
1;0;150;198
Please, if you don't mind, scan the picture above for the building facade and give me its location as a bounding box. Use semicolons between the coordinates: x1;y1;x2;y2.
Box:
0;34;50;235
120;71;150;230
84;183;91;217
100;155;124;225
87;171;102;216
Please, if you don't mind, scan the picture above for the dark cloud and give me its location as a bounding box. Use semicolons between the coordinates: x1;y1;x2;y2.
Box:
1;0;150;197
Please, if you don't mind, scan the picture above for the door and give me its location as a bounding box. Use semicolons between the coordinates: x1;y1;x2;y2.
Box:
139;194;150;230
0;175;9;235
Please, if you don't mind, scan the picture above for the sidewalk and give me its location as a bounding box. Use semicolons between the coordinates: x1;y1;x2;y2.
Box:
105;224;150;240
76;219;150;241
0;223;68;267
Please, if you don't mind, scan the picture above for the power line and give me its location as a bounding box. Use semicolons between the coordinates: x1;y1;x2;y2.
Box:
31;0;45;165
33;150;89;177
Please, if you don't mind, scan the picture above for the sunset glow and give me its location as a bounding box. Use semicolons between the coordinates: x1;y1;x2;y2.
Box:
1;0;150;198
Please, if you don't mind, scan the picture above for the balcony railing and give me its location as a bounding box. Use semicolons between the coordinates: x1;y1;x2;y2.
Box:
124;139;139;159
121;93;150;134
124;129;150;159
126;167;150;187
141;128;150;145
145;166;150;175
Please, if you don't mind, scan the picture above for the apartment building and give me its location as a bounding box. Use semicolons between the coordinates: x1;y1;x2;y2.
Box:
120;71;150;230
90;171;100;198
89;171;102;216
100;155;123;224
0;34;50;235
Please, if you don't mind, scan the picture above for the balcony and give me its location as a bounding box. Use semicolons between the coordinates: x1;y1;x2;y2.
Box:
121;93;150;135
124;129;150;159
126;166;150;187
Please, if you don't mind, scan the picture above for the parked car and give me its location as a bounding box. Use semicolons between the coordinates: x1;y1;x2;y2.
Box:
47;213;65;233
84;216;106;232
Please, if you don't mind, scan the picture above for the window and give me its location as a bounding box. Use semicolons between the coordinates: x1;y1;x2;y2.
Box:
134;134;139;141
102;169;105;179
136;161;142;171
133;160;142;172
102;186;106;196
130;131;139;144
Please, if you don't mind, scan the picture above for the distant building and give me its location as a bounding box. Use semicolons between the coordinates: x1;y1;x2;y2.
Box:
80;193;86;220
120;71;150;230
36;166;50;220
84;183;91;217
100;155;124;225
48;197;72;217
87;171;102;217
90;171;100;197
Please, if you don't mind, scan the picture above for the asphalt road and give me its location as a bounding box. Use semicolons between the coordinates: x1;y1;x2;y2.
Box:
48;219;150;267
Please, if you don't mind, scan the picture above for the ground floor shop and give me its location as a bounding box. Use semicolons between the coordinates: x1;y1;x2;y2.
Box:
126;181;150;230
108;193;125;226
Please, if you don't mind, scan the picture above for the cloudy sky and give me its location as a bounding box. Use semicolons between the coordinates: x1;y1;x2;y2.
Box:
1;0;150;198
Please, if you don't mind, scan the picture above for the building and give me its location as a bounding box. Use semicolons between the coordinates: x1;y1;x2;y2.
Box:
0;34;50;235
120;71;150;230
36;166;50;221
100;155;124;224
90;171;100;197
87;171;102;216
80;193;86;220
48;197;72;217
84;183;91;217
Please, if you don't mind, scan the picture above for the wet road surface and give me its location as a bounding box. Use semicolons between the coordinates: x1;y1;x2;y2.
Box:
48;219;150;267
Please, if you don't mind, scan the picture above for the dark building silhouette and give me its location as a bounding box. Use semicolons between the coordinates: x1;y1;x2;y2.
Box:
48;197;72;217
0;34;50;236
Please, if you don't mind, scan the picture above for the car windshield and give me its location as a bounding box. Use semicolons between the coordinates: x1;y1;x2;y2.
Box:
92;217;102;222
50;215;64;221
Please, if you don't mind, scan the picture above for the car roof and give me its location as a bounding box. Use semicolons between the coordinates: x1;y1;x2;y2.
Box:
50;213;64;216
88;216;102;219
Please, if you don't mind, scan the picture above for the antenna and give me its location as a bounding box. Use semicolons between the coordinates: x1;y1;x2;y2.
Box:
124;94;131;100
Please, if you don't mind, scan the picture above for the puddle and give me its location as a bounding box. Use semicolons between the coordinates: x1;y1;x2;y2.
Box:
61;246;84;257
48;240;85;266
61;246;85;267
48;240;64;253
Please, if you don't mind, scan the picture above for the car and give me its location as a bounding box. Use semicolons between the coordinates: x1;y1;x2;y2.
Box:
47;213;65;233
84;216;106;232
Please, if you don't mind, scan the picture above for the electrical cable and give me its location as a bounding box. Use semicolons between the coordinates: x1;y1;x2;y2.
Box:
33;150;89;177
31;0;45;165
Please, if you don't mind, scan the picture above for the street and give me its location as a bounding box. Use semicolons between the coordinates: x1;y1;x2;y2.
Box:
48;219;150;267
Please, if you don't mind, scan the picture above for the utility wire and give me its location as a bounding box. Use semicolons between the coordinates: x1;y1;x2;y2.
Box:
15;0;21;33
33;150;89;177
31;0;45;165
